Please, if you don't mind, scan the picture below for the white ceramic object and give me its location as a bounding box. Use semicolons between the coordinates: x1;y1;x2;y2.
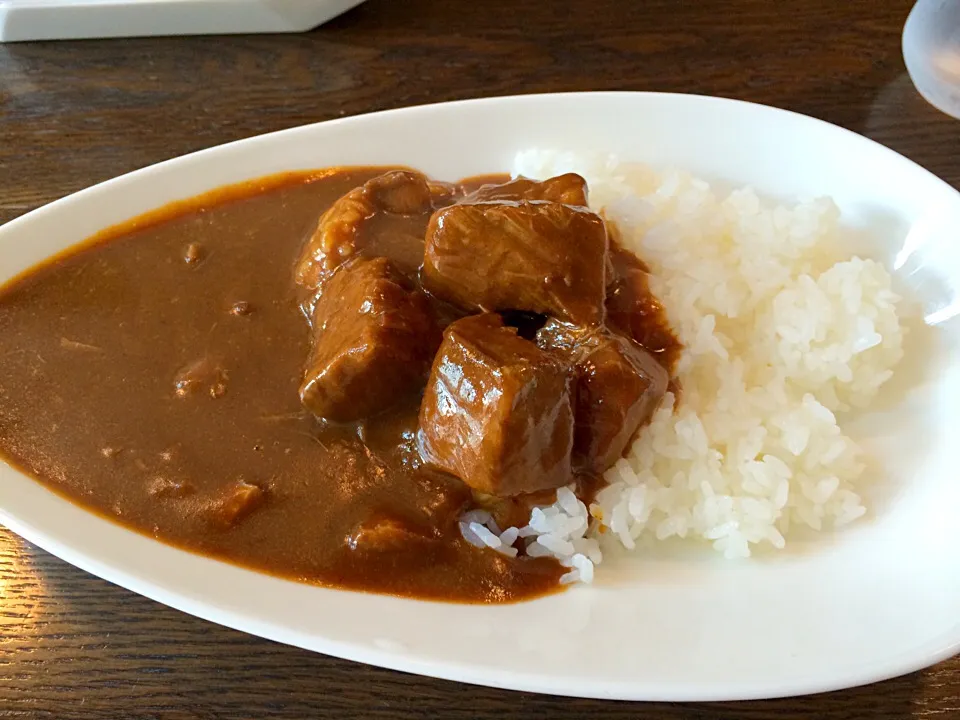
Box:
0;0;365;42
0;93;959;701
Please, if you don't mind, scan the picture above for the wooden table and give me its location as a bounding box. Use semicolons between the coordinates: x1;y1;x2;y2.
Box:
1;0;957;717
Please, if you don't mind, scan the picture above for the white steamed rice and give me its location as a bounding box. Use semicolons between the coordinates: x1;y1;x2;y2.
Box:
462;150;904;583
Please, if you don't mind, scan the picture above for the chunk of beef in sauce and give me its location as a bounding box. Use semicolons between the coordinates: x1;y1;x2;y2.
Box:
423;200;608;326
461;173;588;206
418;313;575;497
210;480;267;529
345;470;471;554
300;257;440;423
294;170;456;314
537;319;669;474
347;514;432;552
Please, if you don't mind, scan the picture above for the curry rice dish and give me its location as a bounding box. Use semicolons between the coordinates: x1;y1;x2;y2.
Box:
0;154;904;601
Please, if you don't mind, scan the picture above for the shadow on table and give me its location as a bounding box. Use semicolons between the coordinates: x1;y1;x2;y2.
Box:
787;67;960;191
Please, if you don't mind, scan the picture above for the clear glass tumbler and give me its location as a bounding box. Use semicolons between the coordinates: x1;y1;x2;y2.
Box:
903;0;960;119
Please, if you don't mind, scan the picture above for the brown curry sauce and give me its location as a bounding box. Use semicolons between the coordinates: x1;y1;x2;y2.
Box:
0;168;677;603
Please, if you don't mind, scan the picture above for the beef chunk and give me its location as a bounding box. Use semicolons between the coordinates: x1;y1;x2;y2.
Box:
211;480;266;529
427;180;460;206
418;313;575;497
462;173;588;206
295;170;443;306
423;200;608;325
537;320;669;473
345;471;470;552
300;257;440;422
345;514;434;551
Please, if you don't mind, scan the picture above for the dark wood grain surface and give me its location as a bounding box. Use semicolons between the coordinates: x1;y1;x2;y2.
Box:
1;0;958;717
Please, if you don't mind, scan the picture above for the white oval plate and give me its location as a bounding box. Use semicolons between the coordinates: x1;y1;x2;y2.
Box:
1;92;959;701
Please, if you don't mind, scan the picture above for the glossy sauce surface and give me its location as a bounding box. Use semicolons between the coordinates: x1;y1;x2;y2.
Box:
0;169;675;603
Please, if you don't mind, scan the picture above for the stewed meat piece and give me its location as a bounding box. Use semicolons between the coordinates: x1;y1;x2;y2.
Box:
295;170;456;313
537;319;669;473
423;200;608;325
418;313;575;497
345;470;471;552
210;480;266;529
462;173;588;206
300;257;440;422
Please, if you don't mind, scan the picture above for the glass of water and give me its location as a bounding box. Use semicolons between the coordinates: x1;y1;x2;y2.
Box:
903;0;960;119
